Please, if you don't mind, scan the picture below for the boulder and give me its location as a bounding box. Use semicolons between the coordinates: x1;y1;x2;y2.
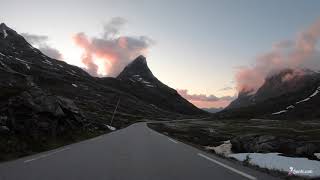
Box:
0;125;10;134
2;85;87;136
296;144;318;157
231;134;297;154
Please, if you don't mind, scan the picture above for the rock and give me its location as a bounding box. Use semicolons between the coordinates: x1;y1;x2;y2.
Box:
3;85;87;136
231;134;297;154
296;144;318;157
8;87;65;117
57;96;80;114
231;134;259;153
206;140;232;157
0;125;10;134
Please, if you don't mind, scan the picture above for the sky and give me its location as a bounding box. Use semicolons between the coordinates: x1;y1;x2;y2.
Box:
1;0;320;108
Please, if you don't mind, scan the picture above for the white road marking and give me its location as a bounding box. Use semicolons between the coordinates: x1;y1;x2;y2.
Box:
24;147;71;163
168;138;178;144
148;128;164;137
197;153;257;180
24;158;37;163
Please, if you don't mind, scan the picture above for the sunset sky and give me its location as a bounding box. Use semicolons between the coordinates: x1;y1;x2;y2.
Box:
1;0;320;108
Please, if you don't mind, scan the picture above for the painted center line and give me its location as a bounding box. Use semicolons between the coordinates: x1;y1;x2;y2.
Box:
24;147;71;163
168;138;178;144
197;153;257;180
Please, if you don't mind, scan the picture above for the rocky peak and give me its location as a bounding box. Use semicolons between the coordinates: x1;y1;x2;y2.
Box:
227;68;320;110
0;23;9;30
117;55;154;80
0;23;18;39
130;55;147;65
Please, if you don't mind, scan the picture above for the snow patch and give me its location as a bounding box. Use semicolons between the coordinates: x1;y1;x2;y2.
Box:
2;29;8;38
296;98;310;104
106;125;116;131
309;90;319;98
0;60;6;68
72;84;78;88
141;80;151;84
43;59;53;65
15;58;31;70
229;153;320;178
0;52;5;56
272;110;287;115
146;84;155;88
286;105;294;110
315;153;320;160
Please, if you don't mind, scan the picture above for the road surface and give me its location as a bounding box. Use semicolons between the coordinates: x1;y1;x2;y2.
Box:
0;122;280;180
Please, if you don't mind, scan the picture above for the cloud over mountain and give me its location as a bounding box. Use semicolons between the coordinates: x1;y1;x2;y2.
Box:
21;33;62;60
235;18;320;93
73;17;153;77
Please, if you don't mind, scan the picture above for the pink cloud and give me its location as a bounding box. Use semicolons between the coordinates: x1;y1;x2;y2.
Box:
235;18;320;93
73;17;153;77
177;89;236;108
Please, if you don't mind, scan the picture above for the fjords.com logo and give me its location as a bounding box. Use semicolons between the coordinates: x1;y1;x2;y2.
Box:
288;167;313;176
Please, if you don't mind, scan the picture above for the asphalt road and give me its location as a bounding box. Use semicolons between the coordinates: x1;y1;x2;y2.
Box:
0;122;280;180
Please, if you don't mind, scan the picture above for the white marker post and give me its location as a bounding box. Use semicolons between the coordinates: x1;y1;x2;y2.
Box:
109;98;120;131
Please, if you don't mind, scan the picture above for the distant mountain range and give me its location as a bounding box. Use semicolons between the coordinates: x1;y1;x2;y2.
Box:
0;23;206;140
218;69;320;120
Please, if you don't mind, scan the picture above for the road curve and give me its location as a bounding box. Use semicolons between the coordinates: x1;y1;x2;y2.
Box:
0;122;280;180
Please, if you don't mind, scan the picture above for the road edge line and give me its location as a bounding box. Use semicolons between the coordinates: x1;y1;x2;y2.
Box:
197;153;257;180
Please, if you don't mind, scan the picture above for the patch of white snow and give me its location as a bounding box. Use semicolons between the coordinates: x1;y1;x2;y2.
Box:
106;125;116;131
296;98;310;104
272;110;287;115
3;29;8;38
228;153;320;178
15;58;31;70
286;105;295;110
309;90;319;98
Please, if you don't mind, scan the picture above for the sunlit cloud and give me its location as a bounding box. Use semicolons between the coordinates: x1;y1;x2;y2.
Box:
235;18;320;93
73;17;153;77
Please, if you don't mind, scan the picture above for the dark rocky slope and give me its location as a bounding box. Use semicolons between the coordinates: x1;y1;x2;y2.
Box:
219;69;320;120
0;23;206;160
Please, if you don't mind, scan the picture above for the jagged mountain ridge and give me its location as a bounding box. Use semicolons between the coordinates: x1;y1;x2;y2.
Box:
117;55;205;115
220;69;320;119
0;23;206;137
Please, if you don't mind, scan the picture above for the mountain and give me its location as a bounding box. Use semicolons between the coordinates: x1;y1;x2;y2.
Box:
202;107;224;113
219;69;320;119
117;55;205;115
0;23;206;159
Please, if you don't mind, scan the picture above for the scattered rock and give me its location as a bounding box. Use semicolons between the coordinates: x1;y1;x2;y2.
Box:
231;134;320;159
0;84;87;137
296;144;318;157
206;140;232;157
